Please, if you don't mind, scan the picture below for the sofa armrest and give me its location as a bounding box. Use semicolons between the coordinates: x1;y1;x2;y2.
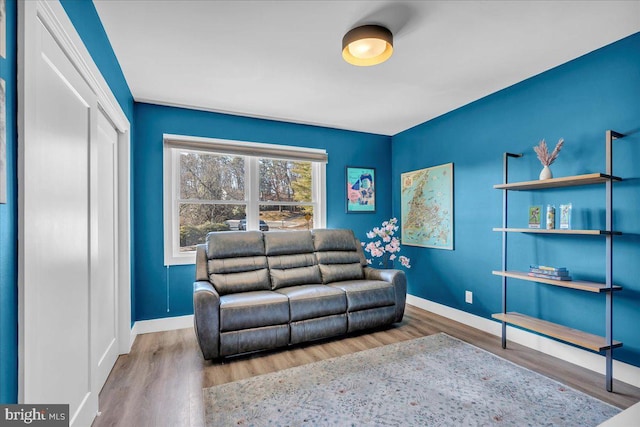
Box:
193;280;221;360
363;267;407;323
195;244;209;281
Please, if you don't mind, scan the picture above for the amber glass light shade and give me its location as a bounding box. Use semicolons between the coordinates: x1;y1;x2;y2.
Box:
342;25;393;66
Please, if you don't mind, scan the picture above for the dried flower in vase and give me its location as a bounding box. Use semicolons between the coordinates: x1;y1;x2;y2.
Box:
534;138;564;166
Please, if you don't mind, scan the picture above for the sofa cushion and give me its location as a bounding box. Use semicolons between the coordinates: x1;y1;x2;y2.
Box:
206;231;270;295
208;256;268;275
209;269;271;295
276;285;347;321
312;229;364;284
315;250;361;265
318;263;364;284
219;291;289;332
266;231;322;289
206;231;265;259
269;262;322;290
312;229;359;251
328;280;395;312
264;230;314;256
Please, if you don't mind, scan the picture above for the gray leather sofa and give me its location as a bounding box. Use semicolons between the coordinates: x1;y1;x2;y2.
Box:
193;228;407;360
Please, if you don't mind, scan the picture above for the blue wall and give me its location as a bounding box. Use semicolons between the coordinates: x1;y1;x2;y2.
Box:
133;103;392;320
392;32;640;367
0;0;17;405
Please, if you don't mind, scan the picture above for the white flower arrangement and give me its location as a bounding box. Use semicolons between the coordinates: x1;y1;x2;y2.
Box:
362;218;411;269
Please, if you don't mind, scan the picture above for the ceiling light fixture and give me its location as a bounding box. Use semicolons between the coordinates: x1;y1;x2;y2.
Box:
342;24;393;67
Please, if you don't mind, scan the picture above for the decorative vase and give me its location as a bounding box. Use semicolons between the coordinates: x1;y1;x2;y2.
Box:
539;165;552;180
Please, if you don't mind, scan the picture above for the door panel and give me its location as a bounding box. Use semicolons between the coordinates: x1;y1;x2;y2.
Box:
21;3;129;426
25;20;94;421
91;110;119;392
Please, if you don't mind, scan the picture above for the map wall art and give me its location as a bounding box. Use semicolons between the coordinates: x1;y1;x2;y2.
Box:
401;163;453;250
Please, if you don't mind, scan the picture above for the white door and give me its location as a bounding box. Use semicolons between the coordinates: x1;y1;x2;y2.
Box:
91;110;119;395
22;16;97;426
20;2;131;426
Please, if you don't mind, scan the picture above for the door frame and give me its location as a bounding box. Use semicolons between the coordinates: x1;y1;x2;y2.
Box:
18;0;131;408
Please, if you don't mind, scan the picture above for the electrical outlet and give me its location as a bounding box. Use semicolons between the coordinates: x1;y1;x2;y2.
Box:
465;291;473;304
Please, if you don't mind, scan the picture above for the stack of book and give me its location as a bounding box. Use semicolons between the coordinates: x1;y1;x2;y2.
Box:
528;265;572;281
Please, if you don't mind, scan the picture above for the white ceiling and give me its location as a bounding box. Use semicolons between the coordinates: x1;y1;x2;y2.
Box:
93;1;640;136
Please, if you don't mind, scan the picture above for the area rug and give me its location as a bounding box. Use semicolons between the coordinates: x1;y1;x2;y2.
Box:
203;333;620;426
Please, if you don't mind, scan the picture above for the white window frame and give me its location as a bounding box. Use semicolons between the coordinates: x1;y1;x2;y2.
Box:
163;134;327;265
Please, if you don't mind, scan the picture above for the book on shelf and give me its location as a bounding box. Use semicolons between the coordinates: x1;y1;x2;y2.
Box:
528;272;572;281
530;264;567;272
529;268;569;277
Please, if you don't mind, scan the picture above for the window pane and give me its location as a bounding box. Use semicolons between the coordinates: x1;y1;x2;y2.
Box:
180;151;244;201
260;205;313;231
259;159;312;203
179;203;246;251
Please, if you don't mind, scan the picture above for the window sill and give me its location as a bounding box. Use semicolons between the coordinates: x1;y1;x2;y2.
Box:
164;252;196;266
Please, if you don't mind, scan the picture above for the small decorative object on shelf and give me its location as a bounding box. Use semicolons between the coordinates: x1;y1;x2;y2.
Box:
534;138;564;180
529;264;572;281
362;218;411;269
560;203;572;229
528;206;541;228
546;205;555;229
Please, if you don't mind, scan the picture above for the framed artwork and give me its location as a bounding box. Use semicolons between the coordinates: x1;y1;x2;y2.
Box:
401;162;454;250
528;205;542;228
346;166;375;213
0;78;5;204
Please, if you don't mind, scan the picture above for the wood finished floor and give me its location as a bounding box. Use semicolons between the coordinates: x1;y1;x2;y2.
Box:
92;305;640;426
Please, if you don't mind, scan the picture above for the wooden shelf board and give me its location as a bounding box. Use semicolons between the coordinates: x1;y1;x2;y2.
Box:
492;312;622;352
494;173;621;191
492;270;622;293
492;227;621;236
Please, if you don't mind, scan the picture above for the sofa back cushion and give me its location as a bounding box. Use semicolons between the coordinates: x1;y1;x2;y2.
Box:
265;231;322;290
312;229;364;284
206;231;270;295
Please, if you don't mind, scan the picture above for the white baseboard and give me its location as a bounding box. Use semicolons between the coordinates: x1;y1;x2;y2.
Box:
407;294;640;389
128;314;194;348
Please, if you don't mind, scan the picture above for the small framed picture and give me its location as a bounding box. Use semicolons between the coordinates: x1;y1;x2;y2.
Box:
528;205;541;228
346;166;375;213
560;203;572;229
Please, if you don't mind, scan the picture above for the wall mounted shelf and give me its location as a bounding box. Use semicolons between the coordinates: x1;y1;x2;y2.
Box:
493;173;621;191
492;313;622;352
492;271;622;293
492;228;621;235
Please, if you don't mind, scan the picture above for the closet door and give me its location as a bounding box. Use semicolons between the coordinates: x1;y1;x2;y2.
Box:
21;15;97;426
20;3;131;425
91;110;119;395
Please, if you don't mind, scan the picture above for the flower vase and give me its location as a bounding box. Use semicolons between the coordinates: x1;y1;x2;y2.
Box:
539;165;552;180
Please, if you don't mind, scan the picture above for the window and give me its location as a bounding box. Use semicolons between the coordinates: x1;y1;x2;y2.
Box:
164;135;327;265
